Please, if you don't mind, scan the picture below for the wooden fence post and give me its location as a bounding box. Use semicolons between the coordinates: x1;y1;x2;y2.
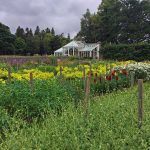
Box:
8;66;11;83
84;73;91;116
89;63;92;76
83;67;86;92
138;79;143;129
60;66;63;77
131;72;134;88
30;72;33;91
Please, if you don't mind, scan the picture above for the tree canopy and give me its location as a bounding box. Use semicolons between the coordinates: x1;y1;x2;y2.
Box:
0;23;71;55
0;23;15;54
77;0;150;44
0;0;149;55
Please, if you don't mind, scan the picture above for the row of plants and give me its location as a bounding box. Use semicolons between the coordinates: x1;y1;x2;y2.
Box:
0;62;149;103
1;60;150;83
0;79;84;125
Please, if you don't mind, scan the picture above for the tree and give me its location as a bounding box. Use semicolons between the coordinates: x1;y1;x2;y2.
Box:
45;28;51;33
51;27;55;36
33;35;40;54
59;33;70;46
15;26;25;39
96;0;122;44
67;33;71;41
29;28;33;37
43;33;53;54
25;28;34;55
49;35;61;55
0;23;71;55
77;0;150;44
0;22;15;54
118;0;150;43
14;37;26;54
25;28;30;37
34;26;40;36
77;9;98;43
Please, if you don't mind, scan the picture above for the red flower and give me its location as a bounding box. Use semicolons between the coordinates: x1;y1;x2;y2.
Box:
106;75;112;81
111;70;116;76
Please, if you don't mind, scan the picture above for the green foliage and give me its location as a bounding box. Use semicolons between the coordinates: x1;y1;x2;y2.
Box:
0;83;150;149
37;65;57;75
0;108;11;137
101;42;150;61
78;9;96;43
0;22;71;55
15;26;25;39
78;0;150;44
115;63;150;81
91;74;130;95
0;79;84;122
14;37;27;54
0;22;15;54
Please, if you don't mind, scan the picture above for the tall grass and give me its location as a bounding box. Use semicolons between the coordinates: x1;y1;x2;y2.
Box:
0;82;149;149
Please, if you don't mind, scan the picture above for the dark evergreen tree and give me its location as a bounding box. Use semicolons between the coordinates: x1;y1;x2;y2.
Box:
67;33;71;41
97;0;121;43
51;27;55;36
78;9;96;42
0;22;15;54
15;26;25;39
34;26;40;36
25;28;30;37
45;28;51;33
77;0;150;44
0;23;71;55
49;35;61;55
119;0;150;43
29;28;33;37
14;37;26;54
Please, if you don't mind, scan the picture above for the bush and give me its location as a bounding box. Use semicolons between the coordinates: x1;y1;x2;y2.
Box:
0;108;11;136
101;43;150;61
0;79;84;122
114;63;150;82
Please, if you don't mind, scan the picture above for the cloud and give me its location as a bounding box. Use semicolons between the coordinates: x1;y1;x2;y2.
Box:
0;0;101;37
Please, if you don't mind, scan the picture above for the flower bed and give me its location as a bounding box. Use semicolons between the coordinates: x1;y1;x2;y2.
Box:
114;62;150;81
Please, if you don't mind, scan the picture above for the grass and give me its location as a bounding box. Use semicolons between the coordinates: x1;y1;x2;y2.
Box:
0;82;149;149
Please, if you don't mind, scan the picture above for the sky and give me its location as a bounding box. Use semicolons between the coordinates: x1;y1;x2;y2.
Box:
0;0;101;37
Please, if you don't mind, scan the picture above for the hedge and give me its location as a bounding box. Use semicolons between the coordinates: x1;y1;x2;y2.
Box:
101;42;150;61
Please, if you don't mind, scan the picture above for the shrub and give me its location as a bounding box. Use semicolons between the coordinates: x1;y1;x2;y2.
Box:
0;79;84;122
101;42;150;61
114;63;150;81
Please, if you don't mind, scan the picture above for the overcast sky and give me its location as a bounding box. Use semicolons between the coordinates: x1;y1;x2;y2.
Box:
0;0;101;37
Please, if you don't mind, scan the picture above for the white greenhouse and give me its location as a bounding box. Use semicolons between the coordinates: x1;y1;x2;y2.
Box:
54;41;101;59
